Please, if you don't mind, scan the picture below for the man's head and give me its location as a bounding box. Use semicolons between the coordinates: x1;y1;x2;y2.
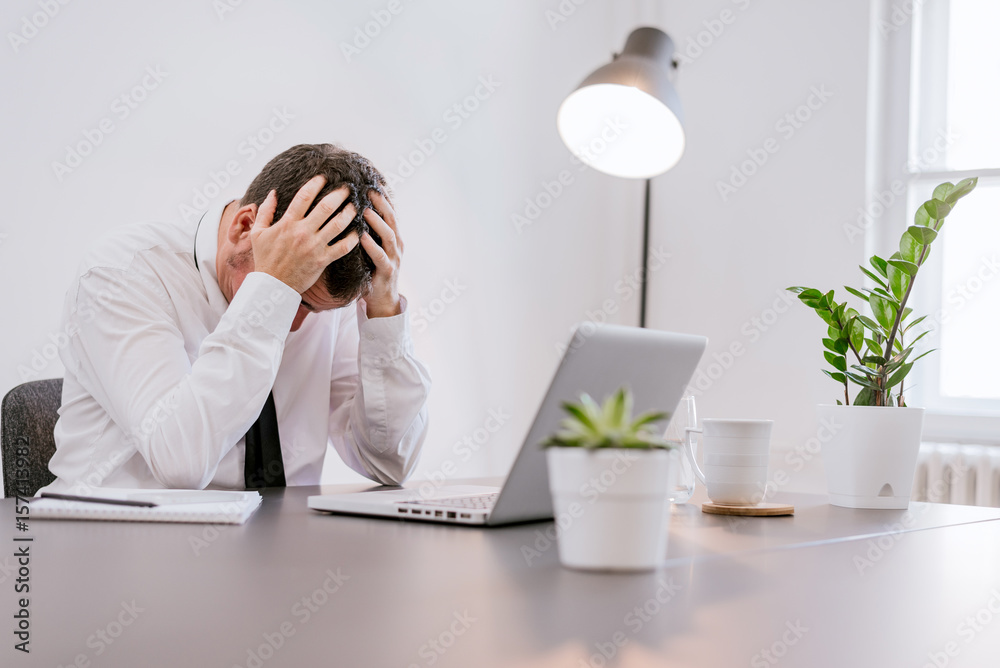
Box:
216;143;389;330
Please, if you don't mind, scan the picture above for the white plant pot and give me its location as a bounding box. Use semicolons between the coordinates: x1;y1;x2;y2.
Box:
818;404;925;509
545;447;672;571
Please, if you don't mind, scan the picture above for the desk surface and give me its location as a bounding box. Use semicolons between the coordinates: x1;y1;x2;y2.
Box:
5;481;1000;668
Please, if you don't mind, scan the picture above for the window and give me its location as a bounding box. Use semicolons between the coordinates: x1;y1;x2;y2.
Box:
873;0;1000;439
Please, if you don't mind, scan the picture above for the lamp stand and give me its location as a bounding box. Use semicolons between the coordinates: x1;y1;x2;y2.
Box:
639;178;651;328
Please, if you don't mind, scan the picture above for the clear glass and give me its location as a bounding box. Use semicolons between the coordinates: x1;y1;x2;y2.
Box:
938;180;1000;398
664;396;697;503
944;0;1000;170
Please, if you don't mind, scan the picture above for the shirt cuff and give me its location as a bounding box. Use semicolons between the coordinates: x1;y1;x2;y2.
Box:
357;295;414;365
226;271;300;340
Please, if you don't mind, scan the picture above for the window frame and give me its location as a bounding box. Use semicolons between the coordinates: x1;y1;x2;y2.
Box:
869;0;1000;443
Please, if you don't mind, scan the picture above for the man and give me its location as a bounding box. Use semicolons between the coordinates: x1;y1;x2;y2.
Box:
39;143;430;494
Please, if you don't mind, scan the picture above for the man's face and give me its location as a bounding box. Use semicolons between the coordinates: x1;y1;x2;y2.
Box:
294;280;354;331
228;252;353;332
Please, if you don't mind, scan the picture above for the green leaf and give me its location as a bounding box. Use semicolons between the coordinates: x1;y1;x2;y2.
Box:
932;182;954;201
823;369;846;384
944;177;977;203
909;329;931;348
869;293;897;330
631;411;669;430
870;256;889;277
824;338;849;355
865;337;884;357
888;258;919;277
802;297;822;310
901;307;913;321
605;387;629;428
923;199;952;220
887;263;910;300
907;225;938;244
845;286;870;303
914;206;932;227
824;351;847;371
860;266;890;290
857;315;882;333
911;348;937;363
851;364;881;377
579;393;602;422
849;317;864;353
847;373;882;390
865;287;896;302
816;308;835;326
827;324;842;339
886;362;913;389
853;387;876;406
889;346;913;366
562;403;599;434
904;314;929;333
900;232;922;263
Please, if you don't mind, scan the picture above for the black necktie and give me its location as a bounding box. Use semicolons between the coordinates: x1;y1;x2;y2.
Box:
244;391;285;488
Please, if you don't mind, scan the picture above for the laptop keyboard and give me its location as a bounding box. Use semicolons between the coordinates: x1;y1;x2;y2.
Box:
400;493;498;510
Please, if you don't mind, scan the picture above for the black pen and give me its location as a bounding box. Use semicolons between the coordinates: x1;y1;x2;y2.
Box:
39;492;157;508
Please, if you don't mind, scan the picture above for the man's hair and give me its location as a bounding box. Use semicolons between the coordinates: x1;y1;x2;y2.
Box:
240;143;388;303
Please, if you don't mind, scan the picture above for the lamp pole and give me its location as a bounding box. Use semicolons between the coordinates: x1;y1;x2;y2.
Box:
639;179;651;328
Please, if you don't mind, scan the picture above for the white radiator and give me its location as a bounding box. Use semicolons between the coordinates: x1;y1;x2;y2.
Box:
912;443;1000;507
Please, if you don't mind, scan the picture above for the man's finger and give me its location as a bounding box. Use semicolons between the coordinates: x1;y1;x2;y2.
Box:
320;202;358;246
325;230;360;263
368;190;403;252
363;207;398;257
253;190;277;230
308;185;352;231
360;231;391;271
284;174;327;223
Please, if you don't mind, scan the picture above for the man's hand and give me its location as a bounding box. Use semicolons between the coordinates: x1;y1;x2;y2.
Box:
250;175;360;294
361;190;403;318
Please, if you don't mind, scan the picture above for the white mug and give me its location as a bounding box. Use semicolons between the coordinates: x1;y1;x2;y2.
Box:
684;419;774;506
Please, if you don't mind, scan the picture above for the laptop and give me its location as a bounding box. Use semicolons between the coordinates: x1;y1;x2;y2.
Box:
307;323;707;526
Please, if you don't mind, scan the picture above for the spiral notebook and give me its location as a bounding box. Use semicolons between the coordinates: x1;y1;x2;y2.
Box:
31;489;262;524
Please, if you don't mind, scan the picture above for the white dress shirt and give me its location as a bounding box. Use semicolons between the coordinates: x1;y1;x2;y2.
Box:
39;200;431;494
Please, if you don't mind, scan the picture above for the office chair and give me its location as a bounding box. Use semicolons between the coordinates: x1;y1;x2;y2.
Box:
2;378;62;497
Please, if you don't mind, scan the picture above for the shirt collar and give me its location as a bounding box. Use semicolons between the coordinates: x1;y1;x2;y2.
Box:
194;199;235;316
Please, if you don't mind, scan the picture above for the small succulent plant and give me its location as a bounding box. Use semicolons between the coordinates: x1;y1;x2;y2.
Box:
542;387;673;449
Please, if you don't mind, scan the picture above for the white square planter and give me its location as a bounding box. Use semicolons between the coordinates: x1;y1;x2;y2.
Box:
818;405;924;509
545;448;672;571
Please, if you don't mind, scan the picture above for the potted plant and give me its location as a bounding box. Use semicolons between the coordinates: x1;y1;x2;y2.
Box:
542;387;674;571
788;177;978;509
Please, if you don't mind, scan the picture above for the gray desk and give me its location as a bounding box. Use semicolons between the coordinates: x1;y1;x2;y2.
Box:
5;482;1000;667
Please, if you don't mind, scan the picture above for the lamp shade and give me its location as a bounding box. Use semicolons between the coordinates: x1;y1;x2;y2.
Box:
557;27;685;179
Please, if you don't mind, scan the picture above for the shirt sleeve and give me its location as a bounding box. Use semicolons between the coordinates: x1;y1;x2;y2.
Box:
64;267;300;489
327;296;431;485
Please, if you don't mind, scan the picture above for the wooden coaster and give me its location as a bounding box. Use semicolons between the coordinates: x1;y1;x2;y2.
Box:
701;502;795;517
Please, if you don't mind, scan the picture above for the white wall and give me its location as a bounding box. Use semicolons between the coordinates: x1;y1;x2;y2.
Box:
0;0;872;492
650;0;872;492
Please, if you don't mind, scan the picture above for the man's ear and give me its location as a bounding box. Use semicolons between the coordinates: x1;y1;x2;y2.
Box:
228;203;259;244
